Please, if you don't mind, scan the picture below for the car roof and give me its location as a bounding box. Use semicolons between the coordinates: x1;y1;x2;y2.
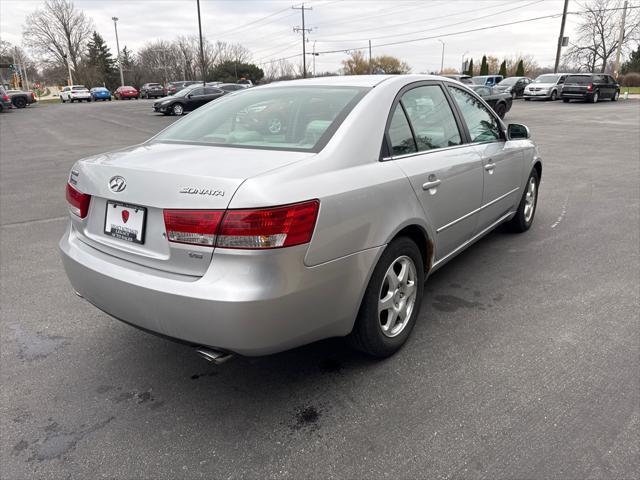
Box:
261;74;448;89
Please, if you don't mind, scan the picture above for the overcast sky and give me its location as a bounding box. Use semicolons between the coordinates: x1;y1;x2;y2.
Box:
0;0;631;73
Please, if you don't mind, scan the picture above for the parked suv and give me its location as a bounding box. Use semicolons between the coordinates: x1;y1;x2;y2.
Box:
140;83;165;99
60;85;92;103
166;81;200;96
524;73;568;101
561;74;620;103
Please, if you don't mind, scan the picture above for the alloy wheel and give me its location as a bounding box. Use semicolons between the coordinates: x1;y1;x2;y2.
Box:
378;255;418;338
523;176;537;223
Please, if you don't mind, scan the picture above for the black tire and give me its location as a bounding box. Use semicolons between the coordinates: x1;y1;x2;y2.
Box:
590;91;599;103
611;90;619;102
524;97;531;101
171;103;184;116
550;90;557;101
507;168;540;233
14;97;27;108
60;97;65;103
494;102;507;119
347;237;424;357
562;98;570;103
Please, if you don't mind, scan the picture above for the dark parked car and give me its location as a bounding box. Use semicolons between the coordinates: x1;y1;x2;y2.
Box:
7;89;37;108
0;86;13;112
166;81;200;96
140;83;165;99
561;74;620;103
153;85;226;116
469;85;512;119
90;87;112;101
442;74;473;85
494;77;532;98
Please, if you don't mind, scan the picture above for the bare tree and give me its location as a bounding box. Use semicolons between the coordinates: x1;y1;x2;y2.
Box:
565;0;640;72
23;0;94;73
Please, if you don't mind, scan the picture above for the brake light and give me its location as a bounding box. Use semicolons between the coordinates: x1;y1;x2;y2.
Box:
163;210;224;246
217;200;319;249
1;95;8;102
587;83;593;91
162;200;319;249
66;183;91;218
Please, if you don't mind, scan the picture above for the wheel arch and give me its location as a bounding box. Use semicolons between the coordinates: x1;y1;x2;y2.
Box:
389;224;435;275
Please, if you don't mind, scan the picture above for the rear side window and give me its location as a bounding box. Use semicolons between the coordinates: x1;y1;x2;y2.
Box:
388;105;417;156
448;86;501;143
567;75;592;85
401;85;461;151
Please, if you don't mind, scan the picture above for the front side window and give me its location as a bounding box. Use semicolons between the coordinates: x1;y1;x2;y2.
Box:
448;86;501;143
401;85;461;151
153;86;368;152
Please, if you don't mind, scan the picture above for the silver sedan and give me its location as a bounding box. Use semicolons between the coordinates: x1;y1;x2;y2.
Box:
60;75;542;361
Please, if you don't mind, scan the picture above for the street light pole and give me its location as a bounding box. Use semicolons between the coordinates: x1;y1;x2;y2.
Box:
461;50;469;73
196;0;206;85
438;40;445;73
112;17;125;86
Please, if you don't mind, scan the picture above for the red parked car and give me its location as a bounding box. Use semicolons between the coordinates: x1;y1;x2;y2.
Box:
114;86;139;100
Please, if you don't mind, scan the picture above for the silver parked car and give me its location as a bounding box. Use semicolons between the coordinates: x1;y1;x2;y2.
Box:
524;73;569;101
60;75;542;361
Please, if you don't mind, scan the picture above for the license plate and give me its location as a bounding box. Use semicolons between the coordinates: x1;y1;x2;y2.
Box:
104;201;146;244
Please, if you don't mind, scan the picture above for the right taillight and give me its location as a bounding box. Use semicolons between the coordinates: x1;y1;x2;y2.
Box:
163;200;319;249
66;183;91;218
587;83;593;91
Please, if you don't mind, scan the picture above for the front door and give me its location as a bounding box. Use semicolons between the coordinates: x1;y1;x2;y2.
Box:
386;83;484;261
447;85;525;230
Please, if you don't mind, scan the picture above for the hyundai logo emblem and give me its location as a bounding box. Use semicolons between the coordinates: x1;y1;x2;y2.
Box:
109;176;127;193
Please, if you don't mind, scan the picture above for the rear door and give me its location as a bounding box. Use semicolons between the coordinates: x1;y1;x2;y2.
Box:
387;82;483;261
447;85;524;231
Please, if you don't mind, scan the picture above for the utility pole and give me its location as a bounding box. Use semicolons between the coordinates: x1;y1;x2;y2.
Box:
112;17;125;86
293;4;313;78
612;0;628;78
196;0;206;85
461;51;469;73
313;40;317;77
368;40;372;74
553;0;569;73
438;40;445;73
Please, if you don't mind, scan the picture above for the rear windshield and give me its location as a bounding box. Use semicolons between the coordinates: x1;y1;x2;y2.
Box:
566;75;592;84
498;77;519;85
148;83;161;87
152;86;369;153
72;86;87;91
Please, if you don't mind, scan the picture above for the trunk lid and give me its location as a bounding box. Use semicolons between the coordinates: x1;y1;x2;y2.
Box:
71;142;312;276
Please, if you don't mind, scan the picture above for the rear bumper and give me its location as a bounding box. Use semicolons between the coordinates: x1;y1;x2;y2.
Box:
59;222;381;356
561;92;589;99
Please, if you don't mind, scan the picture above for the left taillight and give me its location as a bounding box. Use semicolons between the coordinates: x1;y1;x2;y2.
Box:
66;183;91;218
586;83;593;91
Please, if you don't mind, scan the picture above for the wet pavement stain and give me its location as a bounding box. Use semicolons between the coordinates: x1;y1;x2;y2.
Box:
11;325;66;361
190;371;219;380
21;417;115;463
432;294;483;312
96;385;114;394
292;406;321;431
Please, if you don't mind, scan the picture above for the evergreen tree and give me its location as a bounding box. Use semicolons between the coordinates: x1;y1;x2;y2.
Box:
621;45;640;74
480;55;488;75
86;31;116;87
515;59;525;76
466;58;474;76
499;60;507;77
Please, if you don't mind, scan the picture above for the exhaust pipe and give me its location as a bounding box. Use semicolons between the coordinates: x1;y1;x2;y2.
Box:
196;347;233;365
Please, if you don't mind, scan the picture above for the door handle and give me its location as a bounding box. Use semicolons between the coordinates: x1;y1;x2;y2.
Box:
422;179;441;190
484;162;496;171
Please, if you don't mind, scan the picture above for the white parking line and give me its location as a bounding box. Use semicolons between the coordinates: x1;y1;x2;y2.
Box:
551;194;569;229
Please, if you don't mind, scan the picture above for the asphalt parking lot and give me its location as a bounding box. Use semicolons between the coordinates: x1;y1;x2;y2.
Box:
1;96;639;479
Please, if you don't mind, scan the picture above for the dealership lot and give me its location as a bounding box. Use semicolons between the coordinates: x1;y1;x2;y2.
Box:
1;98;639;478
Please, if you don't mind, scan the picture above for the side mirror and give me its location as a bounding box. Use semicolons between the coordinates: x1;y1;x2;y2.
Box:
508;123;530;140
187;93;193;98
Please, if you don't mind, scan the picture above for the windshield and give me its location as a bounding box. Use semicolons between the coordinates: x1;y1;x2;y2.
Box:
174;86;197;97
566;75;592;84
534;74;559;84
471;77;488;84
498;77;518;85
153;86;368;152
